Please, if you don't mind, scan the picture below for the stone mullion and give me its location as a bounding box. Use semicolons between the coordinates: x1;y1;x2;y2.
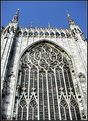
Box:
33;71;34;89
68;101;72;120
15;100;19;120
32;107;34;120
59;70;62;88
23;69;26;89
28;67;30;99
27;66;30;120
62;67;72;120
68;100;73;120
51;73;56;120
37;69;39;120
64;107;67;120
54;69;61;120
64;68;72;97
21;108;23;120
62;67;68;98
26;103;29;120
34;69;37;94
46;71;50;120
74;107;77;120
66;69;71;89
42;74;45;120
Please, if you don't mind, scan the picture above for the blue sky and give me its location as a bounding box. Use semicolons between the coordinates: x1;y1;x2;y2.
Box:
1;1;87;38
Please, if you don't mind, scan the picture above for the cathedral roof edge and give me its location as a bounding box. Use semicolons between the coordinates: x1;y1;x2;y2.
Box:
19;27;69;32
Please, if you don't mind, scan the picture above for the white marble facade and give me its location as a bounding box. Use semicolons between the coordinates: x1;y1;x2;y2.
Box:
1;10;87;120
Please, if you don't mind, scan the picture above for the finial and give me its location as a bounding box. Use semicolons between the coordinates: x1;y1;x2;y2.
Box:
30;21;33;28
48;22;51;29
67;11;75;25
12;9;19;23
66;10;70;17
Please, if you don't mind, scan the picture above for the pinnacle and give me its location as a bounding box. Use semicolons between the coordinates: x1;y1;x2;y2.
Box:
66;10;70;17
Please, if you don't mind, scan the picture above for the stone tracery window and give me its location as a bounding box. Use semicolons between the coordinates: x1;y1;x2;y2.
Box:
13;41;81;120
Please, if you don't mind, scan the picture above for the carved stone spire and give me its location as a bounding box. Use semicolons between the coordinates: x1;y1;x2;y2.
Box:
12;9;19;23
30;21;33;28
48;22;51;29
67;12;75;25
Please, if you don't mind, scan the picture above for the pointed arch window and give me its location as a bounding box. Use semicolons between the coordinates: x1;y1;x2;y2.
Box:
28;94;38;120
13;41;82;120
17;95;27;120
60;95;70;120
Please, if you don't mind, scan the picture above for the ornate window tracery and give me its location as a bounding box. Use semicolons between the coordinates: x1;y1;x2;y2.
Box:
13;41;81;120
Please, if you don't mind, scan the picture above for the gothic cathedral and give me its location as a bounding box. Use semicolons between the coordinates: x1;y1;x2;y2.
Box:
1;9;87;120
